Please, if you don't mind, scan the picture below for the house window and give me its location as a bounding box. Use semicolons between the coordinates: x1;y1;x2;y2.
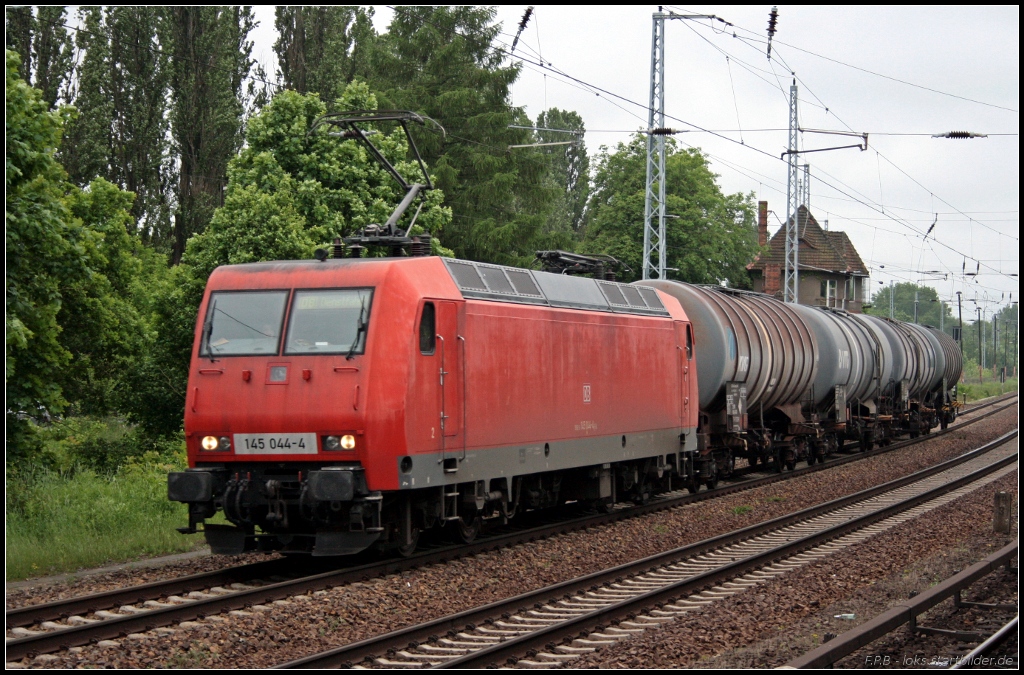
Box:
820;279;837;307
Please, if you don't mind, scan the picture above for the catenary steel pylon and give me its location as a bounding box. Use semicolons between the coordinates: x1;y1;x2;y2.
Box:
784;81;800;303
642;14;667;281
642;10;722;281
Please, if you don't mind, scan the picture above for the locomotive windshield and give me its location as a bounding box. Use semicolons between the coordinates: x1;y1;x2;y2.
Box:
200;290;288;356
284;289;373;355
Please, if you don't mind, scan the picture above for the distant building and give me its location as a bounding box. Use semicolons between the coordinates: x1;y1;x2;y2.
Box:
747;203;869;313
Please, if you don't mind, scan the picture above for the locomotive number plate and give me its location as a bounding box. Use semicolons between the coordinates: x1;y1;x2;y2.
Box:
234;433;318;454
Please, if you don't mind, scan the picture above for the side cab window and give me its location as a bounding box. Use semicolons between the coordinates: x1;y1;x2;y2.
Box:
686;324;694;360
419;302;436;354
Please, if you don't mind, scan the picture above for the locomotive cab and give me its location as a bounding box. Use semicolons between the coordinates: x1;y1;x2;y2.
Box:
169;257;465;556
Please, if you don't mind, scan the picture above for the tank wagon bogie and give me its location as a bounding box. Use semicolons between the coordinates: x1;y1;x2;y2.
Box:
168;255;962;557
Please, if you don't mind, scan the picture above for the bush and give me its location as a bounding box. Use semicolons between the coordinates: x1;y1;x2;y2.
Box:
31;415;184;475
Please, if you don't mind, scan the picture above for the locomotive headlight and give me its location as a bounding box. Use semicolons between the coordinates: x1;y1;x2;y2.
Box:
201;435;219;451
324;435;341;451
340;434;356;450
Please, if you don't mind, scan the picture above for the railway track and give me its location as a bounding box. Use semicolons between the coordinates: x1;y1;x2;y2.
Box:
5;393;1016;662
277;430;1017;668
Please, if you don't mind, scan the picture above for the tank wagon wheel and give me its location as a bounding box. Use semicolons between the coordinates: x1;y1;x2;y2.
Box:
859;431;873;453
448;514;482;544
704;472;719;491
684;477;701;494
396;528;421;558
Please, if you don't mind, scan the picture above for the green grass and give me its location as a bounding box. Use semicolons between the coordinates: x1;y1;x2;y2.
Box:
958;378;1018;403
6;454;201;581
731;505;753;515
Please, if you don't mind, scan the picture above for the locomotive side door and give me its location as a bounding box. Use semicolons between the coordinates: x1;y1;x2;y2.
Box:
437;301;465;469
675;321;694;425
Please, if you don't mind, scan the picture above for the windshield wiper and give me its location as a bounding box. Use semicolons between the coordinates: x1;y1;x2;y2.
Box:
203;298;217;361
346;297;368;361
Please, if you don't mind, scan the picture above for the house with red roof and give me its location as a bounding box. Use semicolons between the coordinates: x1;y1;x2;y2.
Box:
747;203;869;313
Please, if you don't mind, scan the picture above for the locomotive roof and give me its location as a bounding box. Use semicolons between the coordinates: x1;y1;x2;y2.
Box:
208;257;671;318
442;258;670;317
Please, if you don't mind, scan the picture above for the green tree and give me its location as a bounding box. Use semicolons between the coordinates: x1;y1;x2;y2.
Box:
274;7;376;104
5;8;33;76
582;135;758;285
31;6;74;108
6;50;76;453
372;6;554;266
56;179;149;415
106;8;173;245
865;282;950;327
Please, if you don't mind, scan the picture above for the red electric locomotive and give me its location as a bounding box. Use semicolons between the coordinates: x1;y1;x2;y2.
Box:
169;254;700;555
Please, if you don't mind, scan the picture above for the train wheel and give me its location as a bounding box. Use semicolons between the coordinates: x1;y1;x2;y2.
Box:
685;478;701;494
705;473;719;491
396;528;420;558
940;418;949;430
448;515;481;544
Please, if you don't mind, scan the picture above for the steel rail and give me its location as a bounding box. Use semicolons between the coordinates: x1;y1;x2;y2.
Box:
784;540;1018;669
6;398;1016;660
6;558;292;630
950;615;1020;670
275;430;1017;668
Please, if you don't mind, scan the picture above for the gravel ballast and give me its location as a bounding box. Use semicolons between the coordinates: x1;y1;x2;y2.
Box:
568;470;1018;668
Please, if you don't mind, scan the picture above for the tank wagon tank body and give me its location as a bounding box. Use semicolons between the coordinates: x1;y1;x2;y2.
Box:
169;256;700;556
643;281;962;477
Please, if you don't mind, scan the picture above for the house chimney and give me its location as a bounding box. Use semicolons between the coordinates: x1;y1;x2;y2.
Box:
758;201;768;247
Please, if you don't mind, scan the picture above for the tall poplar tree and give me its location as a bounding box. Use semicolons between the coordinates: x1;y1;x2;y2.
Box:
273;6;375;104
373;6;554;266
4;6;74;108
164;7;255;264
536;108;589;238
106;7;172;244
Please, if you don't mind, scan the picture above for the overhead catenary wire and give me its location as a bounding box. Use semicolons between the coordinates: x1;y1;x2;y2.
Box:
493;12;1014;291
668;4;1018;113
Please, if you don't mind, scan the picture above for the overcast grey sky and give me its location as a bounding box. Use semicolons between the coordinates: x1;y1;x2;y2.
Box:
250;6;1019;319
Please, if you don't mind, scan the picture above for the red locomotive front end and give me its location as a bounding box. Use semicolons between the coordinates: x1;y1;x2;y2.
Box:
169;256;699;556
